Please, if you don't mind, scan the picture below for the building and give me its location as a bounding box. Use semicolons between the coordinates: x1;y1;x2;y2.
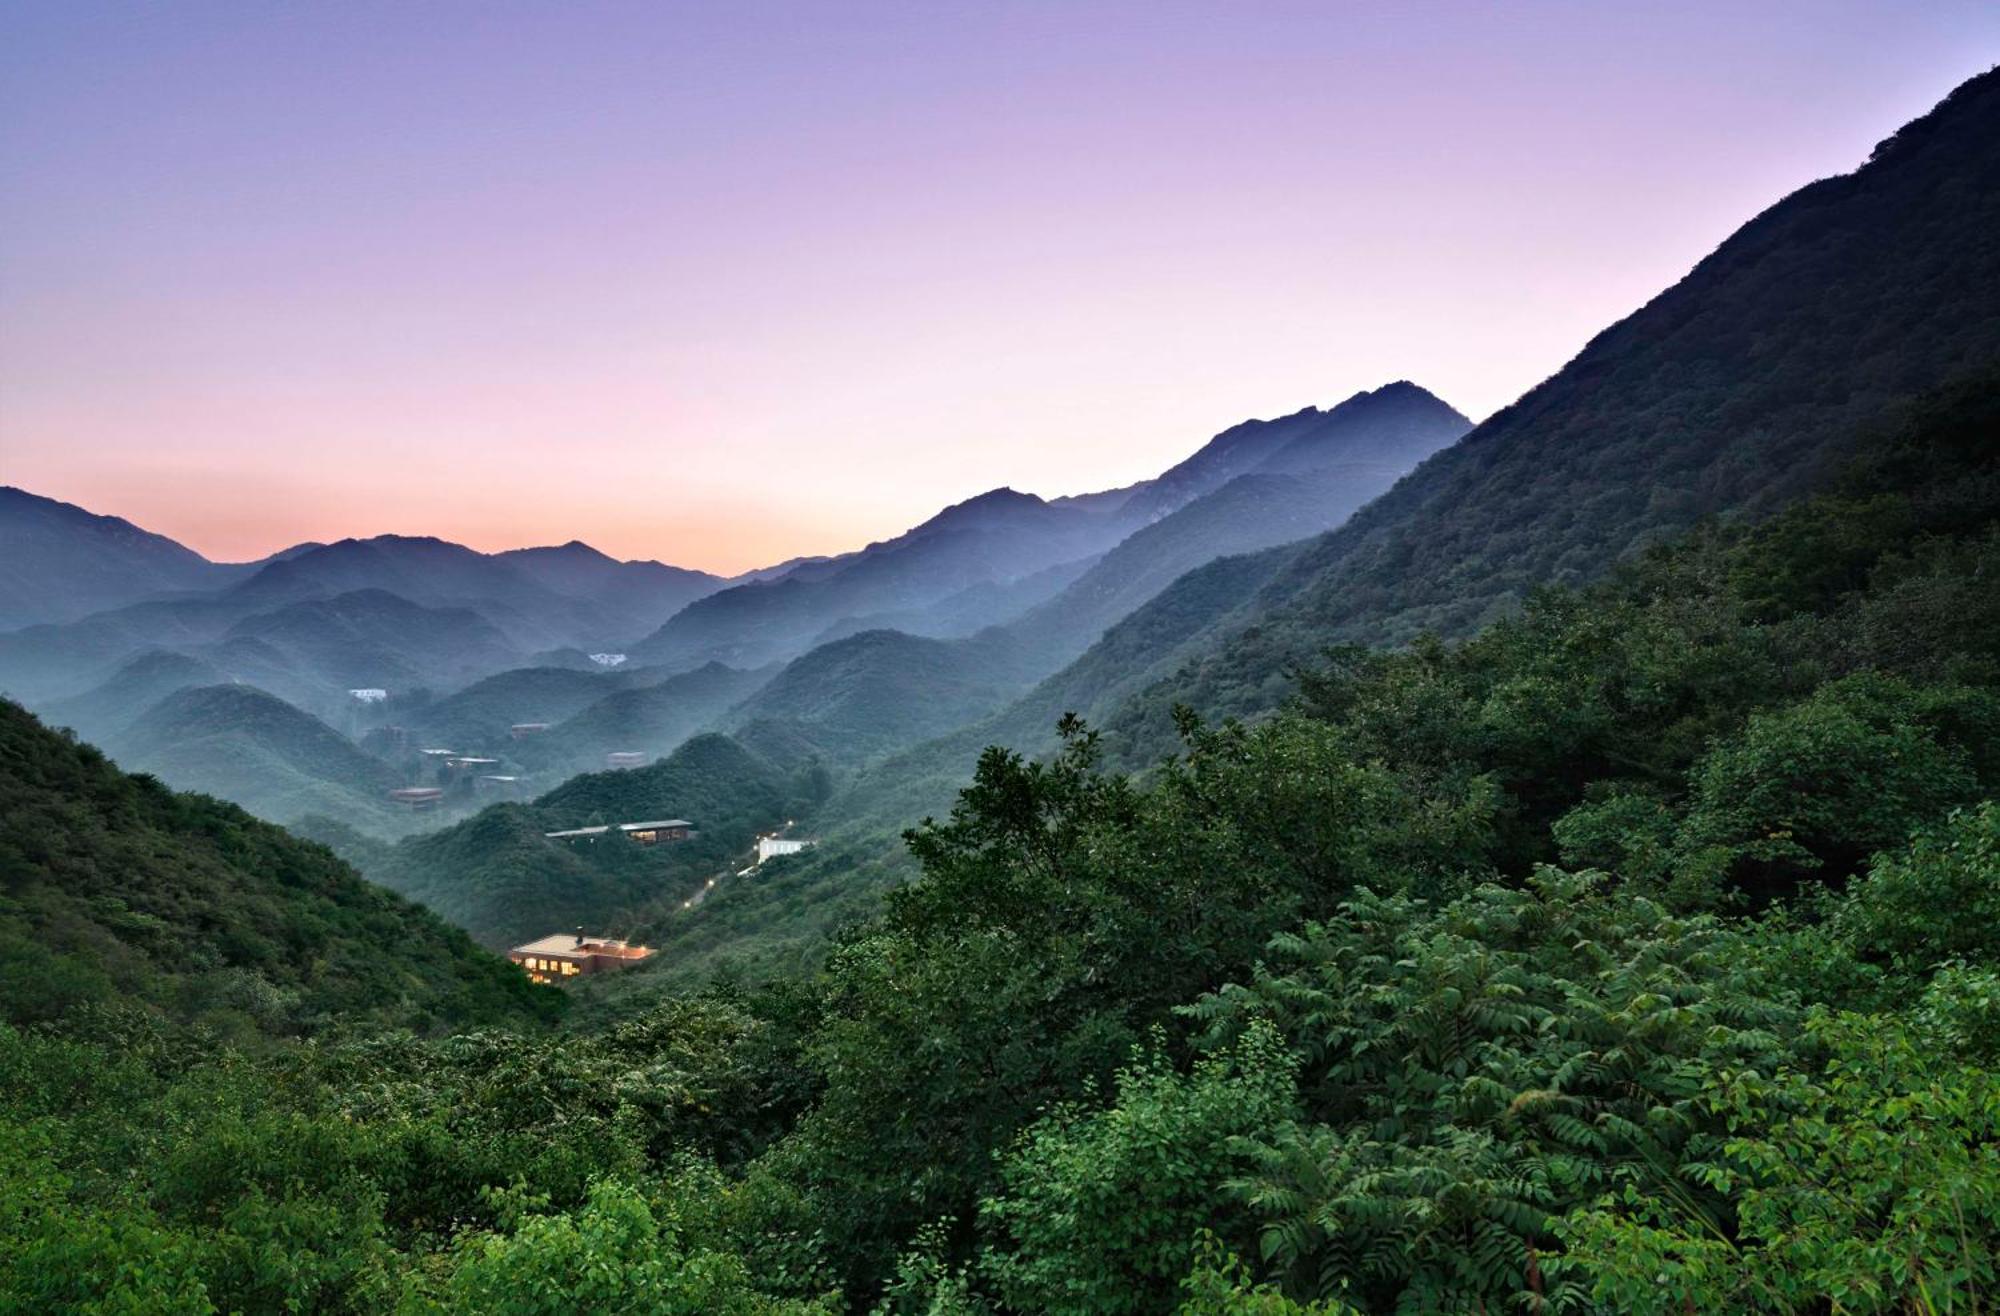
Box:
387;786;445;809
349;688;388;703
605;751;647;770
510;722;550;739
544;825;611;842
475;774;522;795
508;931;654;983
620;819;692;845
588;653;628;668
755;835;813;864
445;755;499;772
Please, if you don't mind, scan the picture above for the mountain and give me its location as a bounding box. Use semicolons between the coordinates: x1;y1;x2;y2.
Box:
1072;64;2000;762
496;540;726;619
999;386;1470;669
630;487;1144;671
392;664;648;756
0;487;239;630
102;683;406;830
218;588;525;696
39;648;232;744
724;628;1042;765
1113;381;1471;523
638;67;2000;982
520;660;773;775
0;697;552;1034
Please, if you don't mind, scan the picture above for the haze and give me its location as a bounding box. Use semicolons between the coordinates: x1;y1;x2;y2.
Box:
3;0;1995;572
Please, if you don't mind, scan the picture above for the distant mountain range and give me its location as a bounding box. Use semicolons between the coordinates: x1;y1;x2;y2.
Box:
2;371;1467;836
636;64;2000;980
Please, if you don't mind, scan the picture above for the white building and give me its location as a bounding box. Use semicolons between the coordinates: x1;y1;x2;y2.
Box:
755;836;812;865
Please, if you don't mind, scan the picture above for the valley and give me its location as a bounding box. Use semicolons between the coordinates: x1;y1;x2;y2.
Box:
3;36;1998;1315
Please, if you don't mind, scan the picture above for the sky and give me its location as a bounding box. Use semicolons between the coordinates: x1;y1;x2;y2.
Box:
2;2;1996;573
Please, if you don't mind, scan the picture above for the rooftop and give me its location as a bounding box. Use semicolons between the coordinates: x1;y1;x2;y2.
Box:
544;825;611;839
619;819;692;831
511;932;654;960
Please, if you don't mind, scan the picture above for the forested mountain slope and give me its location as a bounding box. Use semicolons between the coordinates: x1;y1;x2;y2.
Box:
513;660;774;777
0;699;552;1037
0;486;253;629
102;683;405;833
632;487;1141;672
1091;64;2000;761
725;627;1044;766
635;69;2000;987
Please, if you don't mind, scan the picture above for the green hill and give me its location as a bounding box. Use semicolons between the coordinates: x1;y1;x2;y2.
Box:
520;660;772;776
0;698;553;1036
105;684;406;832
726;629;1041;766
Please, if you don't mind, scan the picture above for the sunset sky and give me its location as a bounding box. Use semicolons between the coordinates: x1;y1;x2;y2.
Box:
3;2;1996;573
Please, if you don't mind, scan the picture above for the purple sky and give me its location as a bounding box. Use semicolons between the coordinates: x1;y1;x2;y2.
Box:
3;2;1995;572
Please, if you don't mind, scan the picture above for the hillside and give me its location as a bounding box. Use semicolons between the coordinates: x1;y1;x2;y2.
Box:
0;698;553;1036
103;683;406;831
633;69;2000;984
569;359;2000;1306
1114;380;1471;522
39;648;231;744
631;488;1143;671
1089;65;2000;760
726;628;1042;766
396;664;648;756
0;486;247;629
520;660;773;775
495;540;726;622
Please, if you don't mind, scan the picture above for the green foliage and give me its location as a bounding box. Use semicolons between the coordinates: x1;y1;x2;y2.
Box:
6;75;2000;1308
418;1178;831;1314
0;699;555;1036
1835;801;2000;971
1563;1006;2000;1313
979;1024;1298;1314
1672;674;1994;904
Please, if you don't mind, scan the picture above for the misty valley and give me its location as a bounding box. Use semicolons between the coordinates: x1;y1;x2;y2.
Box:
3;35;2000;1316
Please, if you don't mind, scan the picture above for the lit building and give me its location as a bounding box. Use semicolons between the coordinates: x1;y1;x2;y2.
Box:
620;819;692;845
508;931;654;983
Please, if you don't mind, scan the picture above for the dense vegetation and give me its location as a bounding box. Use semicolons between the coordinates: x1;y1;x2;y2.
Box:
0;699;554;1040
6;356;1997;1312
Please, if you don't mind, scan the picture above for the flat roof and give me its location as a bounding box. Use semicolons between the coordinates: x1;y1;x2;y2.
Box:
544;825;611;838
619;819;692;831
511;933;654;959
